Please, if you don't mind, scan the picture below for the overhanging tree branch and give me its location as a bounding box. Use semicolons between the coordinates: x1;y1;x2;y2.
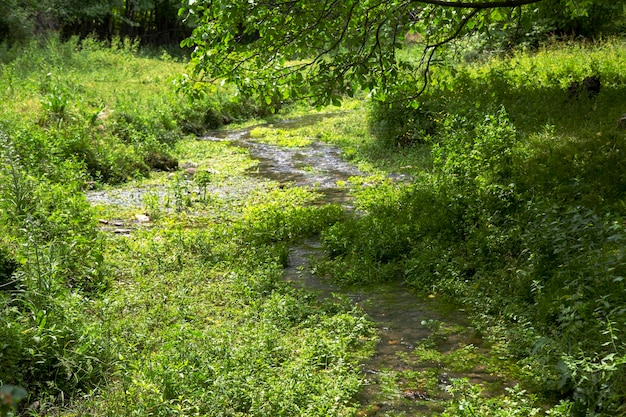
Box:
182;0;557;106
408;0;544;9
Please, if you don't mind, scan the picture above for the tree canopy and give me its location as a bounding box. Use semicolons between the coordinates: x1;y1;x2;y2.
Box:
180;0;624;105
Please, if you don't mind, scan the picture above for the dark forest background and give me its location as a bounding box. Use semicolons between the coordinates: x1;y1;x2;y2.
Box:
0;0;191;47
1;0;625;51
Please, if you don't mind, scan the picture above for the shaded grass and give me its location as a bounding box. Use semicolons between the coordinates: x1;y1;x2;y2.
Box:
315;38;626;415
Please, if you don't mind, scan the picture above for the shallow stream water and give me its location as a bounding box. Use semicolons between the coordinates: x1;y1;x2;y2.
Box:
200;116;363;206
88;115;510;415
203;117;508;416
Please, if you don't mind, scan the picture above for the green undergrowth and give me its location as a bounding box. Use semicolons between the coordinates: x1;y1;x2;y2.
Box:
0;35;278;185
1;120;377;415
316;39;626;415
66;227;374;416
67;136;375;416
0;37;375;416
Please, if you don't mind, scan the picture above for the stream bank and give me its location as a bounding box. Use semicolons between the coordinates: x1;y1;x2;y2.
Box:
87;115;522;416
205;119;516;416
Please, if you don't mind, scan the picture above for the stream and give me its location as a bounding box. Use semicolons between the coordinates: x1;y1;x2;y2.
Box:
201;118;509;416
88;115;511;415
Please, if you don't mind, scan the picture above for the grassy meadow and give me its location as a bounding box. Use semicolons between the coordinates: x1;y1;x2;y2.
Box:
1;34;626;417
0;36;377;416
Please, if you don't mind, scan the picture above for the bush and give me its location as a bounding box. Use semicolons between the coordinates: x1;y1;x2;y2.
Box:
368;98;438;146
325;45;626;411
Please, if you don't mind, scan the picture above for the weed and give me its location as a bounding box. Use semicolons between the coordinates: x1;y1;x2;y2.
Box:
442;380;544;417
142;190;162;220
0;139;32;222
193;169;212;202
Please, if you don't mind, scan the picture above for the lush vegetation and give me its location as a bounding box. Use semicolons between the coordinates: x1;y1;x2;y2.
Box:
1;5;626;416
0;37;377;416
315;39;626;415
181;0;625;106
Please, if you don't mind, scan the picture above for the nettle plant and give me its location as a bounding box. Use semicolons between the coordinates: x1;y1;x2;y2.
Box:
431;106;517;193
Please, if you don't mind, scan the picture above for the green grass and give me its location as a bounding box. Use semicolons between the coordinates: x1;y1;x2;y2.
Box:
63;134;375;416
0;37;376;416
2;33;626;417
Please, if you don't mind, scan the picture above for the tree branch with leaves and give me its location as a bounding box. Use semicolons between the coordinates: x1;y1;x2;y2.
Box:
178;0;607;106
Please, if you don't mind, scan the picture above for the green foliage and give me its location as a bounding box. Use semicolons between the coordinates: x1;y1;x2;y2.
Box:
442;380;545;417
2;22;626;417
317;39;626;414
0;0;33;47
67;175;373;416
0;0;192;48
41;85;70;123
0;35;281;184
181;0;625;107
0;127;110;404
432;106;517;191
243;202;346;244
1;45;377;413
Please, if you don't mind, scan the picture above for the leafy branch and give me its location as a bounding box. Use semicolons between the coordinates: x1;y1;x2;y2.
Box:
181;0;591;105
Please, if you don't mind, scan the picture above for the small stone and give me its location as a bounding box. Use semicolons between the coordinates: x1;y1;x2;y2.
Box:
98;219;109;225
402;389;430;401
113;228;132;234
619;114;626;130
135;214;151;223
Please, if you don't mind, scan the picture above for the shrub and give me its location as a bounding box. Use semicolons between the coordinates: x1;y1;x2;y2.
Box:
368;98;438;146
